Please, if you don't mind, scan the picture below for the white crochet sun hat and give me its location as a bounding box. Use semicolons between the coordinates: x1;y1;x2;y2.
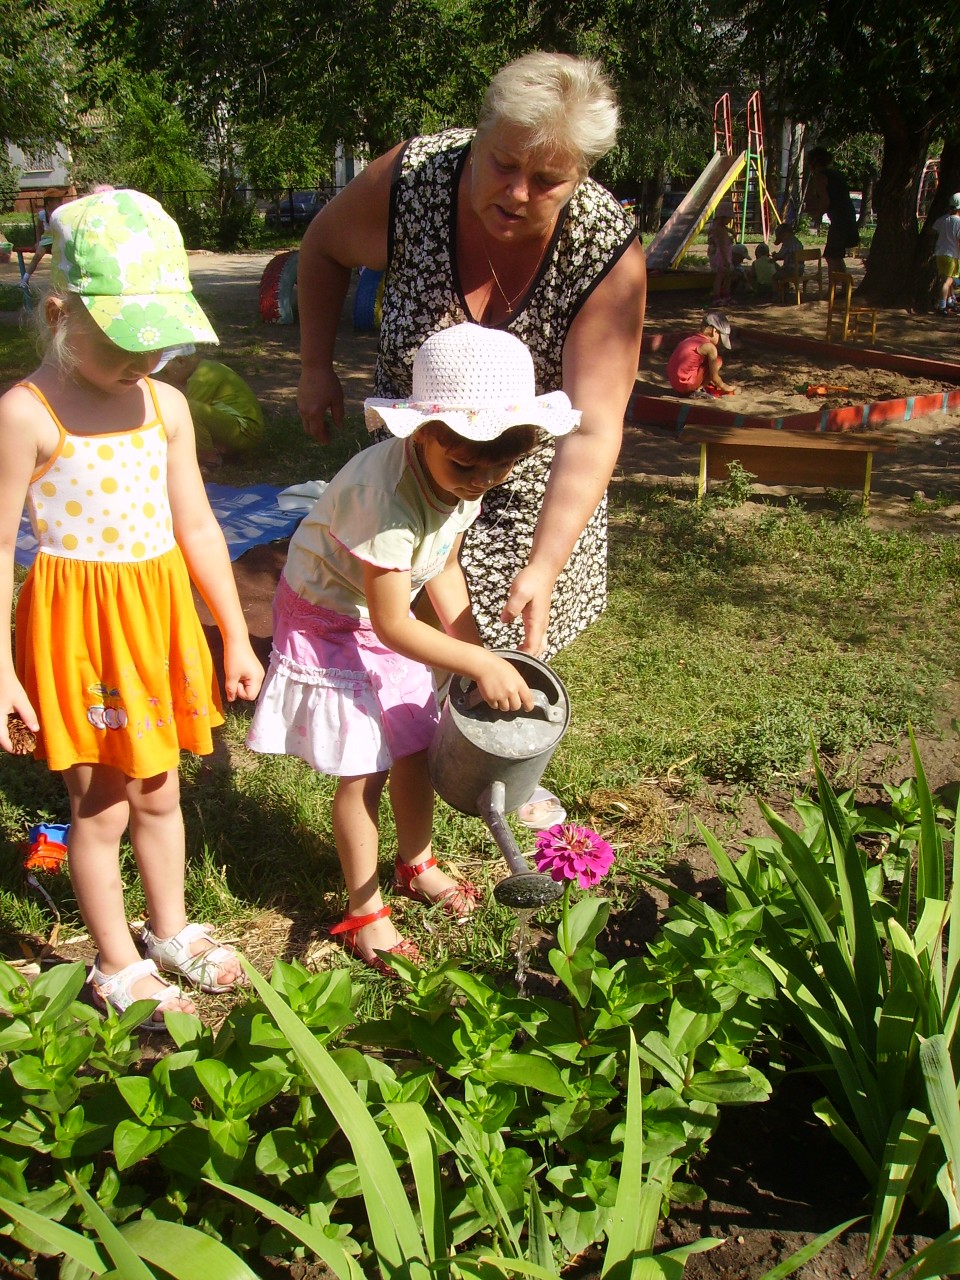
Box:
364;323;581;440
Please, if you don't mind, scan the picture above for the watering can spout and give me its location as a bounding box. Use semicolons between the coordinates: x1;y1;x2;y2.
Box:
479;781;563;909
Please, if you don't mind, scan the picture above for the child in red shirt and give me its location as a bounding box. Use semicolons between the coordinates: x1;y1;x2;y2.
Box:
666;313;736;395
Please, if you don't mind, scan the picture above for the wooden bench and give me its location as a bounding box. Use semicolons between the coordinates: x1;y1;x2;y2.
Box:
682;425;897;508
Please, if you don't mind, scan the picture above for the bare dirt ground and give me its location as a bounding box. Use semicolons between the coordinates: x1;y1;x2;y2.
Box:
5;251;959;1277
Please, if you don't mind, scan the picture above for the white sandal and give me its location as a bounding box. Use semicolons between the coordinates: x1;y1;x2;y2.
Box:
141;922;244;994
87;957;183;1029
516;787;567;831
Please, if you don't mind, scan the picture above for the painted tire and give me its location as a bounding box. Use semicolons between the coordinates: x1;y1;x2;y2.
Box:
259;250;299;324
353;266;384;331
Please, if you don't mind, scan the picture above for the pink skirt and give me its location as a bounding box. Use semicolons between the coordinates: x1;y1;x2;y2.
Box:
246;575;439;776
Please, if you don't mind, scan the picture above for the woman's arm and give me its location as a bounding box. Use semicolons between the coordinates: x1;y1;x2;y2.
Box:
501;237;646;654
365;561;533;712
159;382;263;703
297;143;404;441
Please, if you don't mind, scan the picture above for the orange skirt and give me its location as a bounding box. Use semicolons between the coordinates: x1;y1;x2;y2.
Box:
16;546;223;777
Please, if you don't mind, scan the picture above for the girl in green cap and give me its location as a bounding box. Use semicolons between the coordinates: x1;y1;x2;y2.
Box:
0;189;264;1029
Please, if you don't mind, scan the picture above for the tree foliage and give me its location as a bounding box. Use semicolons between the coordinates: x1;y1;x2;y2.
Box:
737;0;958;304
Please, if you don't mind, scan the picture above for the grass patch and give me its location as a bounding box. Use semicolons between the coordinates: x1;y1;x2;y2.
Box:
561;487;960;793
0;315;37;389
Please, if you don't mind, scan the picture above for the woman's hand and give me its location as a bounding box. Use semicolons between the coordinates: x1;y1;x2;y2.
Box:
297;364;345;443
501;561;555;657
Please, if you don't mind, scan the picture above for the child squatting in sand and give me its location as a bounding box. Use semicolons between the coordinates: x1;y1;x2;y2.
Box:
666;312;736;396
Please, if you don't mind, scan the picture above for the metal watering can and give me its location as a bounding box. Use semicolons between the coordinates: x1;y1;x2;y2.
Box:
428;651;570;909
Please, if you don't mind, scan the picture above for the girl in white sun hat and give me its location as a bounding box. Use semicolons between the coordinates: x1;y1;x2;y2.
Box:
0;189;264;1028
247;322;580;972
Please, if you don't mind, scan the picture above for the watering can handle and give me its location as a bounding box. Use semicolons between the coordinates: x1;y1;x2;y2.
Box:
461;685;565;724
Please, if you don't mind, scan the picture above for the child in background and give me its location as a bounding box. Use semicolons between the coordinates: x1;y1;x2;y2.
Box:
707;206;735;305
932;193;960;316
20;195;62;289
0;190;264;1027
731;243;750;296
750;243;777;295
666;312;736;396
246;324;580;973
159;352;266;468
772;223;805;277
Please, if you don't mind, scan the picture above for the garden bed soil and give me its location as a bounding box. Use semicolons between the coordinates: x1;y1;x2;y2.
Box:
4;251;959;1278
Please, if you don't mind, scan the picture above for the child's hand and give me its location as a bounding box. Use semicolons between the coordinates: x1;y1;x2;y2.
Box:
223;640;265;703
474;654;536;713
0;679;39;754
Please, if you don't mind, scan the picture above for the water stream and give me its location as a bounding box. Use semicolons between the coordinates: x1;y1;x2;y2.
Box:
513;908;535;998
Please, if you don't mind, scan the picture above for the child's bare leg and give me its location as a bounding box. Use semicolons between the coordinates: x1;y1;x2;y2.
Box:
333;772;402;957
390;750;472;911
63;764;195;1016
127;770;241;988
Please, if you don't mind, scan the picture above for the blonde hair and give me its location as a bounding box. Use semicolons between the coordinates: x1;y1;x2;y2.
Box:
35;291;83;375
476;52;619;175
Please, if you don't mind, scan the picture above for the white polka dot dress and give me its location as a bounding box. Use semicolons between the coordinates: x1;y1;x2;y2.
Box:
15;380;224;776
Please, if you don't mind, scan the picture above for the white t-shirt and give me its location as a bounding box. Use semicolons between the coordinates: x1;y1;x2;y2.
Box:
934;213;960;259
284;436;481;619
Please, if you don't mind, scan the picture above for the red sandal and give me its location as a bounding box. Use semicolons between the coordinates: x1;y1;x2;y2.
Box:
329;904;421;975
393;855;480;920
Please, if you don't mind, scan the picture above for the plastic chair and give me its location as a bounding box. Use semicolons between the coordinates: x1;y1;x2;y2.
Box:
826;272;878;343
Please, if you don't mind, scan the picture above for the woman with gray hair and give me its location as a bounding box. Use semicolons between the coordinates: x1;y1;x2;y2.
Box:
297;52;645;671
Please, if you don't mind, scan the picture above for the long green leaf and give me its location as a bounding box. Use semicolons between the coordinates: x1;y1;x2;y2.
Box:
867;1108;932;1269
430;1085;524;1257
919;1035;960;1225
205;1178;363;1280
602;1029;648;1279
760;831;872;1046
910;726;945;905
875;986;919;1117
385;1102;448;1264
240;957;427;1280
943;797;960;1042
887;1224;960;1279
119;1220;259;1280
885;918;941;1037
694;821;759;909
66;1176;155;1280
812;1098;879;1186
476;1259;561;1280
756;1217;862;1279
813;758;884;1022
0;1192;106;1273
525;1184;554;1274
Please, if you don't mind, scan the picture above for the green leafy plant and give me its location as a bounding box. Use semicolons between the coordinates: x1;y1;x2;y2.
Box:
664;734;959;1271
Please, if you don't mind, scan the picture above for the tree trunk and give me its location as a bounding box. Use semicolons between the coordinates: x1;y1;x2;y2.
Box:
858;174;874;228
859;102;931;307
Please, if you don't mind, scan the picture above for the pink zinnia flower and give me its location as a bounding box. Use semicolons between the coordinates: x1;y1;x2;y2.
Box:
533;823;614;889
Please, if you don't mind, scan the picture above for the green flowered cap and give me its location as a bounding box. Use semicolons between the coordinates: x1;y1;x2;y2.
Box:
49;189;218;353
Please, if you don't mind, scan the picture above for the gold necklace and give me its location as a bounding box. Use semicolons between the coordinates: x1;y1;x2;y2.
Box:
482;240;547;314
